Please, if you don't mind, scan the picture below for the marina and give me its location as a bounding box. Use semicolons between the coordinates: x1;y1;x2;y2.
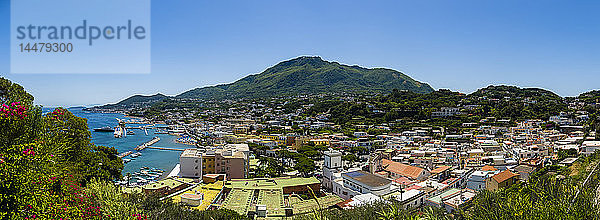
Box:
116;167;166;186
61;108;193;178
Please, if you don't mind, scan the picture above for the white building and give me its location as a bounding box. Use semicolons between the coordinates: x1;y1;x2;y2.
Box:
581;141;600;155
466;170;499;191
179;148;203;178
393;189;426;209
432;107;461;117
333;170;393;200
323;150;343;190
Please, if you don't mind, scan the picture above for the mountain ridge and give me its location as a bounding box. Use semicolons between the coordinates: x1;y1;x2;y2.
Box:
98;93;169;109
176;56;434;99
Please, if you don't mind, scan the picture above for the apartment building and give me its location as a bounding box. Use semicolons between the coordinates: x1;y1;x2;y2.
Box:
180;149;203;178
180;144;250;180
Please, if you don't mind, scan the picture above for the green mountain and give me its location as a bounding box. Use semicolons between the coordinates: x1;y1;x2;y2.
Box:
466;85;567;120
577;90;600;104
177;56;434;99
468;85;563;100
99;93;169;109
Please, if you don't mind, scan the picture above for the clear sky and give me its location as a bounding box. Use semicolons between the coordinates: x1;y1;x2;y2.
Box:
1;0;599;107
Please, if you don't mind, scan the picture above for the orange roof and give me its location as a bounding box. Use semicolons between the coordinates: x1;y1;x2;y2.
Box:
431;165;451;174
381;159;425;179
393;177;414;185
481;165;498;171
491;170;519;183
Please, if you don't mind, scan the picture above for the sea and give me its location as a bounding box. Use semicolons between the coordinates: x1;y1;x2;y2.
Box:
43;107;191;176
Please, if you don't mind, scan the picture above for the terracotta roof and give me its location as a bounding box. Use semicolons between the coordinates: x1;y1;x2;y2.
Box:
393;177;414;185
431;166;452;174
491;170;519;183
336;199;352;208
481;165;498;171
381;159;425;179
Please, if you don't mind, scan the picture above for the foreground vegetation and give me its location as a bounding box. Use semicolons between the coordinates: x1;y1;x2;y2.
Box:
0;78;247;219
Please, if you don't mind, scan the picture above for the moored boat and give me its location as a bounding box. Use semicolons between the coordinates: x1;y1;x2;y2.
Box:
94;126;114;132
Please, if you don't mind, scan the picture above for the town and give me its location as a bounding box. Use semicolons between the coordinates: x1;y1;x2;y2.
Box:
111;86;600;219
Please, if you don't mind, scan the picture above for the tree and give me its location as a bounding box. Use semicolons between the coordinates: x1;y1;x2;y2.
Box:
41;108;123;184
294;156;316;177
342;154;358;162
0;78;122;219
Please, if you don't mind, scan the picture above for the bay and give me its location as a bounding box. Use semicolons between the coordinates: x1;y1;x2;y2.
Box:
43;107;191;176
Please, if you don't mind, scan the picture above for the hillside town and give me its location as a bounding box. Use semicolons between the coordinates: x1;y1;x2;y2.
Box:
116;88;600;218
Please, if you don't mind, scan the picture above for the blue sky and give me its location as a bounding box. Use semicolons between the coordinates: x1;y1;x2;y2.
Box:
1;0;599;107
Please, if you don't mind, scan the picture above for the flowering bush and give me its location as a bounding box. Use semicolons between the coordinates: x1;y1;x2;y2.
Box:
0;102;27;120
0;142;104;219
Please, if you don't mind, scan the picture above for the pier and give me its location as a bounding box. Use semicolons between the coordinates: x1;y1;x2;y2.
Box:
135;137;161;151
146;146;185;151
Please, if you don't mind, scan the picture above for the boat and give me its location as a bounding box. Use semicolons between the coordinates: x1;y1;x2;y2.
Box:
122;158;131;163
114;127;123;138
130;152;142;158
135;177;148;184
127;130;135;135
118;151;133;158
155;129;168;134
94;126;114;132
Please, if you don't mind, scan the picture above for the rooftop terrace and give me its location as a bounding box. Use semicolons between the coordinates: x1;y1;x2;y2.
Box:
289;194;343;215
171;181;224;211
221;188;253;215
226;177;320;190
257;189;285;217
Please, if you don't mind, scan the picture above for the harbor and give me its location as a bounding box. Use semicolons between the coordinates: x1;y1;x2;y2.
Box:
64;108;194;178
115;167;166;186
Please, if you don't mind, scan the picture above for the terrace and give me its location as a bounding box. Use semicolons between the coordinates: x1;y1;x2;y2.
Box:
221;188;253;215
171;181;224;211
256;189;285;217
226;177;320;190
289;195;343;215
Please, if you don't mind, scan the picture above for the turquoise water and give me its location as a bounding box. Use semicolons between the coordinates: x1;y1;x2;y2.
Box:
44;107;193;176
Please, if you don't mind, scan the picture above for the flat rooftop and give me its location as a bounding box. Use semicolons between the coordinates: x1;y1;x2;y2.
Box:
289;194;343;215
343;170;391;188
143;177;195;190
221;188;253;215
226;177;320;190
171;181;224;211
181;148;203;158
